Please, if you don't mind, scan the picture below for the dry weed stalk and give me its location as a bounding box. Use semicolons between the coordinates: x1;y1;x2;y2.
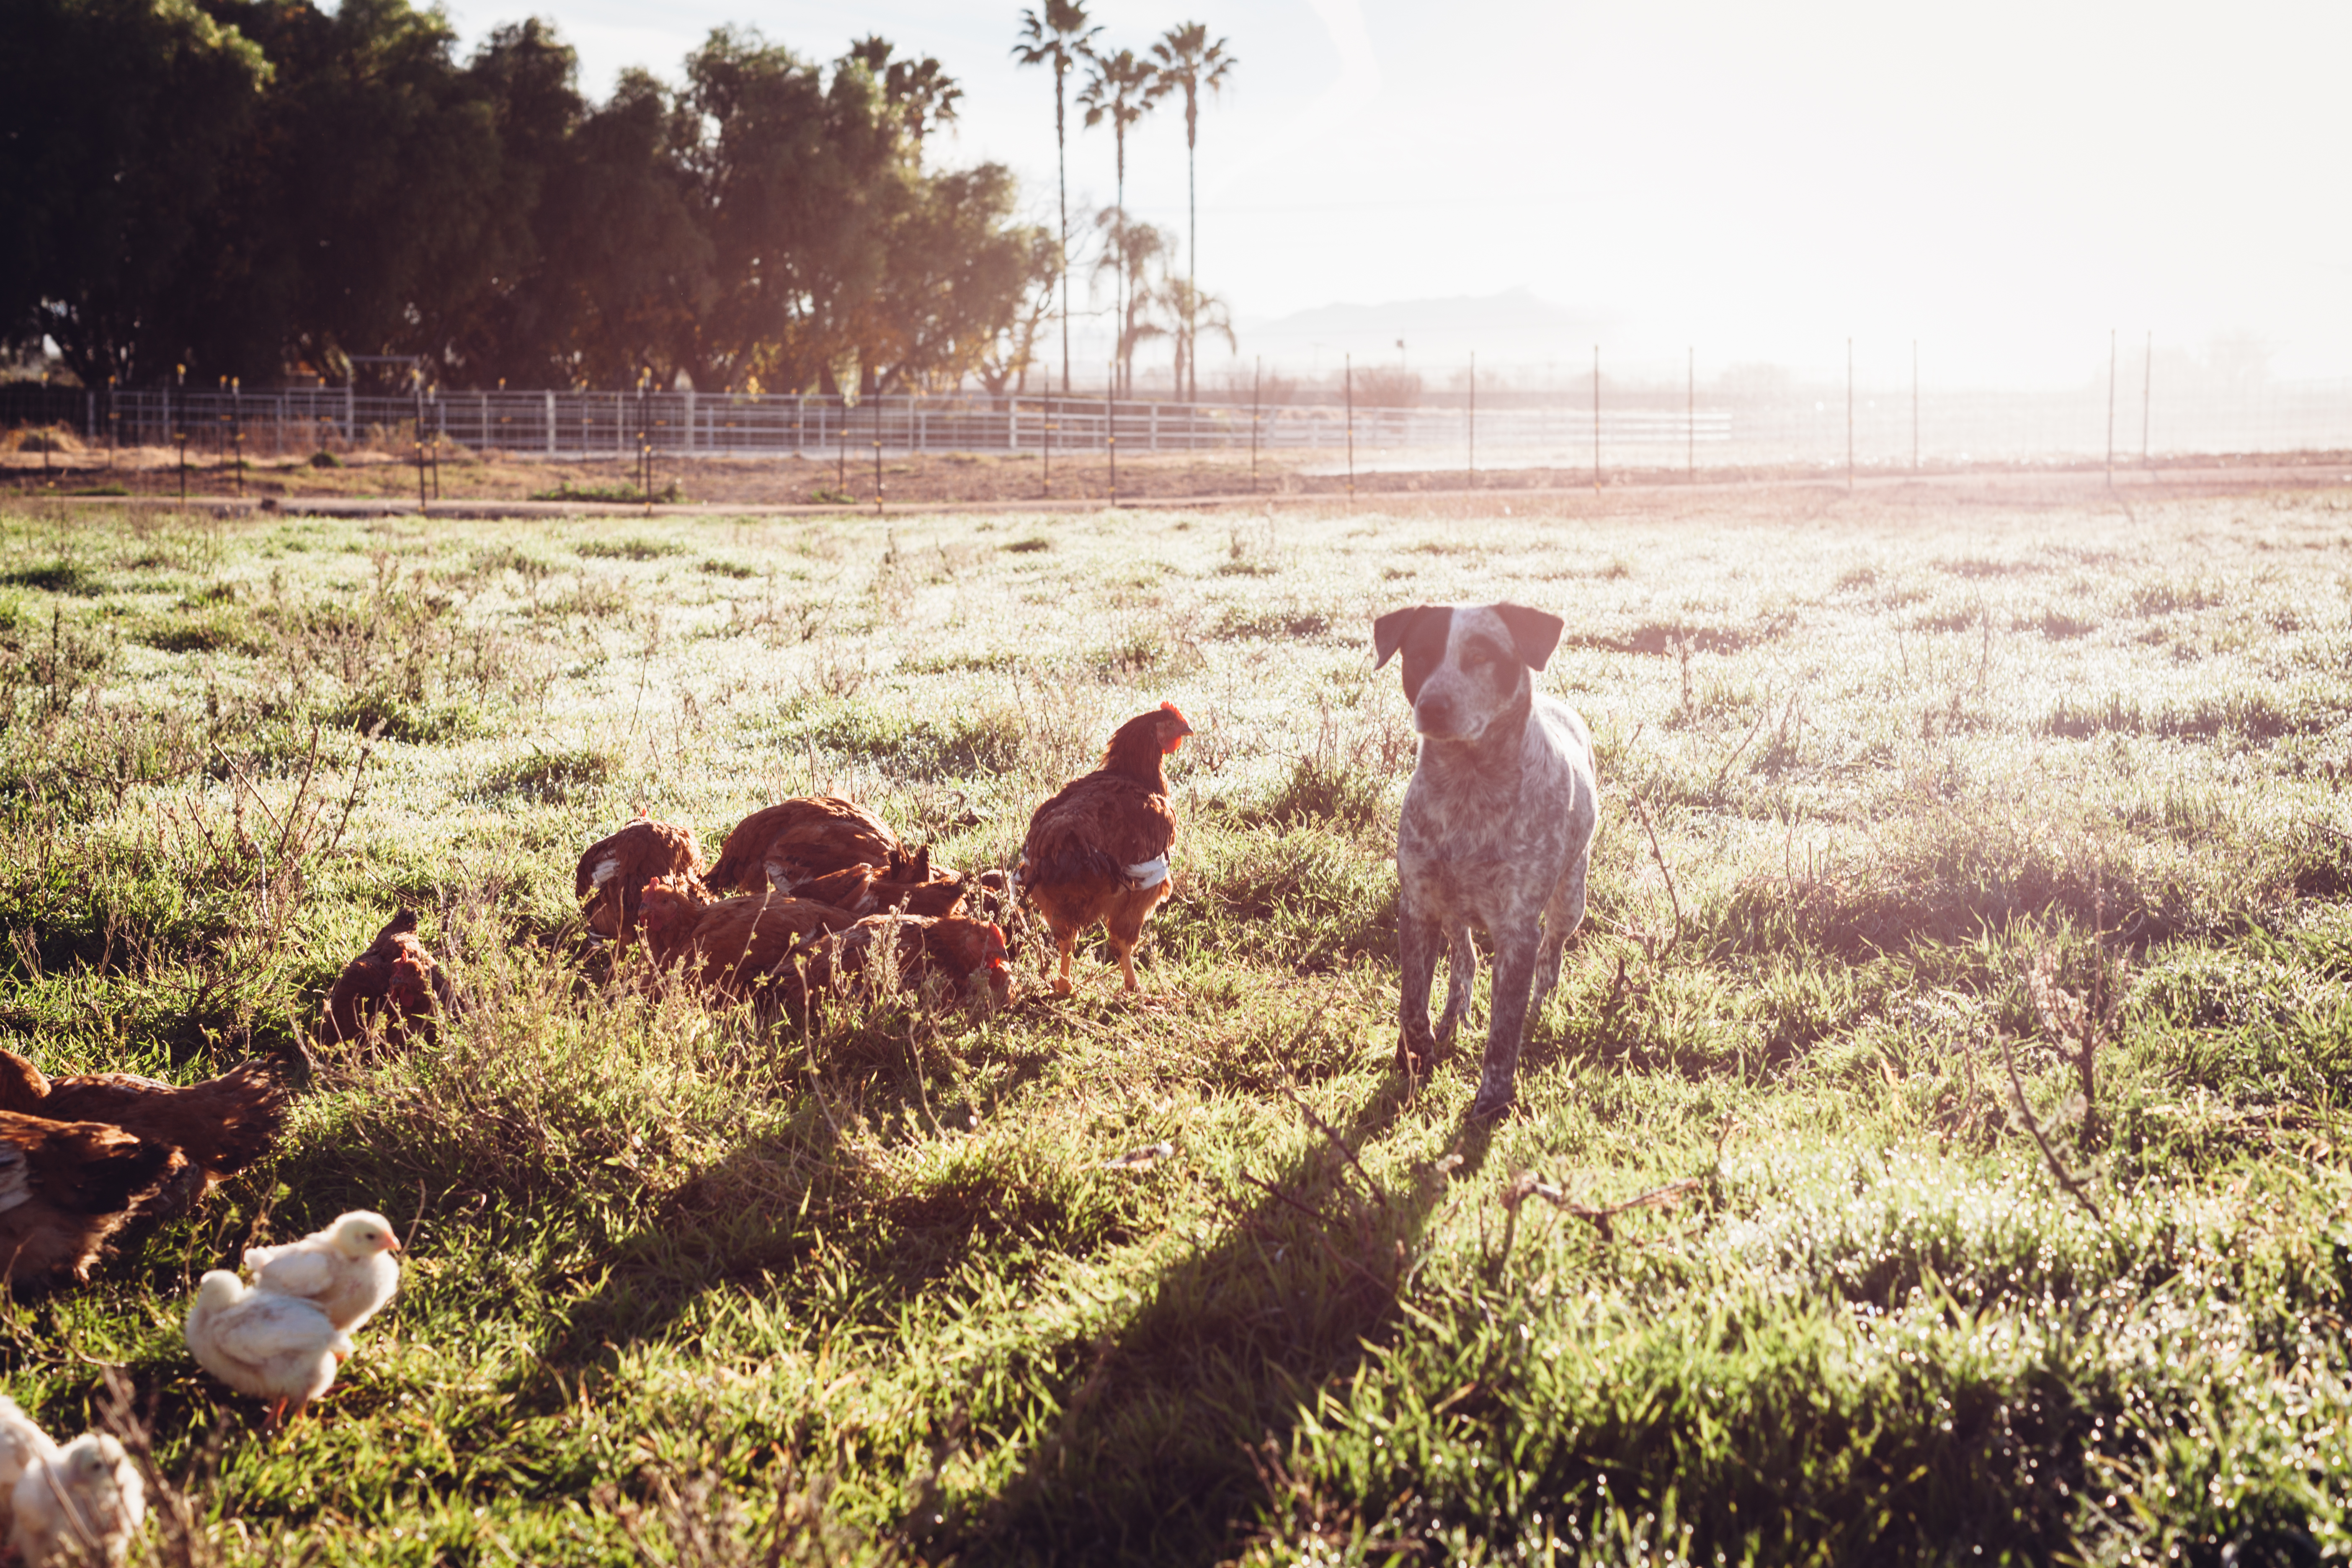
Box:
1491;1171;1701;1271
2025;938;2131;1149
1629;796;1684;958
1996;1029;2106;1225
601;1451;878;1568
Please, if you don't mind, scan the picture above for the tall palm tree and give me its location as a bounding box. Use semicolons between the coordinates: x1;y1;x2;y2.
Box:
1149;23;1236;402
1012;2;1100;395
1077;47;1159;395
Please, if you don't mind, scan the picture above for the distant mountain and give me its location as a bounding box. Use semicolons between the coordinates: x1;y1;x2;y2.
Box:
1235;289;1620;374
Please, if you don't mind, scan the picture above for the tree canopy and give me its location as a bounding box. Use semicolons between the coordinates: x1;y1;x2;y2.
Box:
0;0;1047;392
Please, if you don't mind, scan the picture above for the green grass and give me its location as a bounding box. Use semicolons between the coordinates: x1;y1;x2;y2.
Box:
0;488;2348;1563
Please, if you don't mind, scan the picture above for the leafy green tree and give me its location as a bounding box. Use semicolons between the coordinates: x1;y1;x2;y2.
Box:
867;162;1047;393
675;27;910;394
846;34;962;150
975;230;1064;399
1077;46;1159;395
1148;22;1235;401
0;0;271;384
529;69;714;388
1011;0;1099;395
1090;208;1173;392
1160;276;1235;399
168;0;523;382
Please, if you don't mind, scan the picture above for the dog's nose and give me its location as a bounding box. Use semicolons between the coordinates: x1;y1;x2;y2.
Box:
1413;696;1457;737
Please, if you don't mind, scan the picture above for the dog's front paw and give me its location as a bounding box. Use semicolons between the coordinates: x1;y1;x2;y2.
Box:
1466;1083;1516;1122
1396;1032;1446;1083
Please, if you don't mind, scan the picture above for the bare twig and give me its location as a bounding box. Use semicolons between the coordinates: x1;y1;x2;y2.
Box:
267;722;324;869
1996;1030;2106;1224
1491;1171;1702;1270
1630;796;1684;957
1707;703;1770;796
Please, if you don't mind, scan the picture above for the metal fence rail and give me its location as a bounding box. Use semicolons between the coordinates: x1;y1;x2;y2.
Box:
4;381;2346;471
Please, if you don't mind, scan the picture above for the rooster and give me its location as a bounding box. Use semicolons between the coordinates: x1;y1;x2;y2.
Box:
576;811;704;944
322;911;456;1044
0;1050;286;1199
0;1110;195;1284
1017;701;1192;995
802;913;1014;1008
637;876;858;1002
707;797;923;895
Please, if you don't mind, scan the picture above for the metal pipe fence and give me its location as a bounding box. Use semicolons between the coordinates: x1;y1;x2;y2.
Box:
4;379;2347;473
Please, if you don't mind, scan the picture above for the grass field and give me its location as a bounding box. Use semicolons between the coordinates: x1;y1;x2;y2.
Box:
0;482;2347;1565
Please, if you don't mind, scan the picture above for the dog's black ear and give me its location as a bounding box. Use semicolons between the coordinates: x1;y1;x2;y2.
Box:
1372;605;1431;670
1493;603;1565;671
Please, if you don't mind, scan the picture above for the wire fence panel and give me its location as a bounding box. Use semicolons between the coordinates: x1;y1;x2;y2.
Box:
5;380;2347;473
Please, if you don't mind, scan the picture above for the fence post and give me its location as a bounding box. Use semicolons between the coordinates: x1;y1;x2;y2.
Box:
1591;345;1600;491
1468;351;1476;489
2117;324;2135;484
1912;340;1919;472
1846;336;1854;492
1345;353;1355;508
2105;327;2117;487
2141;329;2152;465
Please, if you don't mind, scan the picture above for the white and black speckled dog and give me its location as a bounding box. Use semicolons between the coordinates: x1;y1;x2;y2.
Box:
1373;602;1599;1120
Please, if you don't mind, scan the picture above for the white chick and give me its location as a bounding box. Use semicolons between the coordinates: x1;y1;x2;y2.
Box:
9;1432;144;1567
183;1270;351;1427
242;1210;403;1336
0;1396;59;1544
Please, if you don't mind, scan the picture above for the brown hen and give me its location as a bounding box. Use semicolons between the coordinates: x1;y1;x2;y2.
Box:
0;1109;195;1283
0;1050;287;1198
1017;701;1192;995
577;811;705;944
790;864;968;919
707;797;922;894
802;913;1014;1007
321;910;454;1044
637;876;859;1001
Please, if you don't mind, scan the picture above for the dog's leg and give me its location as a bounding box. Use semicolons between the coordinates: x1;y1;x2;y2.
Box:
1397;903;1446;1081
1470;929;1540;1121
1434;926;1475;1047
1527;845;1592;1019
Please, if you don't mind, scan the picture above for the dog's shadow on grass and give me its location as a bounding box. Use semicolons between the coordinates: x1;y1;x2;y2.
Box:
941;1066;1473;1567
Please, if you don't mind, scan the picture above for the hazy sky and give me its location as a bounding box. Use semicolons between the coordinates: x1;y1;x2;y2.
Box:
443;0;2352;386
